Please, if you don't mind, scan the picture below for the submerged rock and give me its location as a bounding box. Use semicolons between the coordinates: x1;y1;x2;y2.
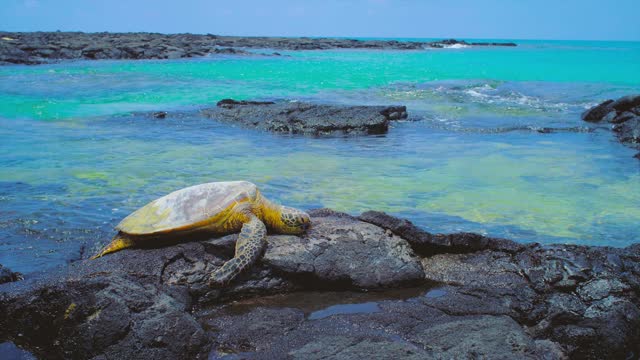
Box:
582;95;640;156
1;210;638;359
201;99;408;135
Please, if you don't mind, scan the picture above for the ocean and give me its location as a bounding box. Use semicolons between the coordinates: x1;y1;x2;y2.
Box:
1;39;639;274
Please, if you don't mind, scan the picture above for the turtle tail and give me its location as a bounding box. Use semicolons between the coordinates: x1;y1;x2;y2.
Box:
90;233;136;259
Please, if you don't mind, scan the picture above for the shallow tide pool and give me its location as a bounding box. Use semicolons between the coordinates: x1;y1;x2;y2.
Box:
1;40;639;274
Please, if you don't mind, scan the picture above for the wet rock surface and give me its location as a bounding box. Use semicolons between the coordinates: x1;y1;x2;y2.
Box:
202;290;564;359
201;99;408;135
0;32;517;65
262;210;424;287
1;209;638;359
582;95;640;156
0;264;22;284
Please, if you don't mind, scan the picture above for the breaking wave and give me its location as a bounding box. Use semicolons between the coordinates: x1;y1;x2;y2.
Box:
368;79;640;131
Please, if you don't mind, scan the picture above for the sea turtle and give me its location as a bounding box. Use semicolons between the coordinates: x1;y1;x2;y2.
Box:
91;181;310;285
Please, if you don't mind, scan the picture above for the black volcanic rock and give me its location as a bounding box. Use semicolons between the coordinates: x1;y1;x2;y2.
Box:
1;210;638;359
359;210;525;255
0;264;22;284
613;117;640;146
583;96;640;124
582;99;615;122
429;39;469;48
152;111;168;119
610;95;640;112
0;210;423;359
0;32;517;65
582;95;640;156
216;98;275;107
262;210;424;288
471;41;517;46
427;39;517;48
201;99;408;135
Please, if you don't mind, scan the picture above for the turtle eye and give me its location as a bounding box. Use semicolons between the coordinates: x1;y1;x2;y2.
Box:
298;213;310;228
299;220;309;231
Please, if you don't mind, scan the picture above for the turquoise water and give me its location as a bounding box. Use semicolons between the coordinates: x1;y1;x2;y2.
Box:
1;40;639;274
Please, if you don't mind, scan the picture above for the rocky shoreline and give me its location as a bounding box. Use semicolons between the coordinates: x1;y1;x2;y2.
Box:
0;32;517;65
0;209;638;359
582;94;640;159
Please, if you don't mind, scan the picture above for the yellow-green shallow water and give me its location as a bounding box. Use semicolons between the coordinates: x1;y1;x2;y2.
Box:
0;40;639;273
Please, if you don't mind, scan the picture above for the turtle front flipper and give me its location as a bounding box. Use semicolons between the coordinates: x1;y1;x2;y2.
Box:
209;214;267;285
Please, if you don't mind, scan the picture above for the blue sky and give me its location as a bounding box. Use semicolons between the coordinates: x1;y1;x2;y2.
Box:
1;0;639;41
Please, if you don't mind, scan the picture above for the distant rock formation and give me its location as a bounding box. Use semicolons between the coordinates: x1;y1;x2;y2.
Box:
0;32;518;65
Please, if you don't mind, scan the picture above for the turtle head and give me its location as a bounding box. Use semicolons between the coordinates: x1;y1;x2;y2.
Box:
276;206;310;234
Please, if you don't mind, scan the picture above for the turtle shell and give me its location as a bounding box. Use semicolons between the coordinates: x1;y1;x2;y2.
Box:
117;181;257;235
